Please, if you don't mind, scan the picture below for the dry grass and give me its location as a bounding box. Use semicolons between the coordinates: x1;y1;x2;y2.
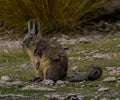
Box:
0;0;102;35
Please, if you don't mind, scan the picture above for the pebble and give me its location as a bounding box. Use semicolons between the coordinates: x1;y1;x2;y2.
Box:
22;85;55;91
106;67;120;75
0;81;24;87
44;93;84;100
44;93;61;99
56;80;69;85
12;81;24;87
41;79;54;85
1;76;11;82
78;37;91;43
100;98;108;100
3;49;9;54
98;87;109;92
67;93;84;100
93;53;112;59
116;98;120;100
103;77;117;82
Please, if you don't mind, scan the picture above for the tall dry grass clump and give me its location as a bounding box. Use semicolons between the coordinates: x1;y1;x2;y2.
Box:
0;0;102;35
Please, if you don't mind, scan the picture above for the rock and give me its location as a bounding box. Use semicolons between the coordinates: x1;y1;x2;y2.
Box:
44;93;61;99
93;53;112;59
98;87;109;92
12;81;24;87
0;94;30;100
61;34;70;40
103;77;117;82
0;40;21;48
3;49;9;54
78;37;91;43
106;67;120;75
116;98;120;100
67;93;84;100
19;64;28;68
77;57;81;60
41;79;54;85
44;93;84;100
0;81;24;87
57;37;77;45
22;85;55;91
1;76;11;82
100;98;108;100
56;80;69;85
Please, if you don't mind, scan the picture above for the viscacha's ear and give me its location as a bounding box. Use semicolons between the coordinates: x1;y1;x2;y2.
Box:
28;20;33;33
31;21;40;35
35;21;40;35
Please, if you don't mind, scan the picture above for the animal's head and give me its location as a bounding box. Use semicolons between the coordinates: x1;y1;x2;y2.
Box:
22;20;41;49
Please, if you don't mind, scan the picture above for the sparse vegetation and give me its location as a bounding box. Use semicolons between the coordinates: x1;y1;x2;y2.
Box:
0;34;120;99
0;0;102;35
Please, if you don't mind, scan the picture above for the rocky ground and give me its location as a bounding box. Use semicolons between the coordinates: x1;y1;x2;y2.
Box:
0;20;120;99
0;32;120;100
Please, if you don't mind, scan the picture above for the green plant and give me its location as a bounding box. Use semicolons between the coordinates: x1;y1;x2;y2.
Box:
0;0;102;35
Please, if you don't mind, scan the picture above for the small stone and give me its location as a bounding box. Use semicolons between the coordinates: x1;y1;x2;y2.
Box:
100;98;108;100
77;57;81;60
103;77;117;82
117;80;120;85
12;81;24;87
56;80;69;85
1;76;11;82
61;34;70;40
41;79;54;85
19;64;27;68
67;93;84;100
44;93;61;99
22;85;55;91
0;81;24;87
78;95;85;100
93;53;112;59
81;84;85;87
98;87;109;92
3;49;9;54
79;37;91;43
116;98;120;100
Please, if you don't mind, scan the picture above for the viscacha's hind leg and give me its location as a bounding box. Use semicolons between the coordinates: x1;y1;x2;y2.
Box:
45;67;66;81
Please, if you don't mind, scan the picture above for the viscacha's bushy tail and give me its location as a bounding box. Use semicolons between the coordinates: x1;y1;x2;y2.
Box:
67;66;102;82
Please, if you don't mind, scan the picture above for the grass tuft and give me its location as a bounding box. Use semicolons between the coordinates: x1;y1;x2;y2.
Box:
0;0;102;35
